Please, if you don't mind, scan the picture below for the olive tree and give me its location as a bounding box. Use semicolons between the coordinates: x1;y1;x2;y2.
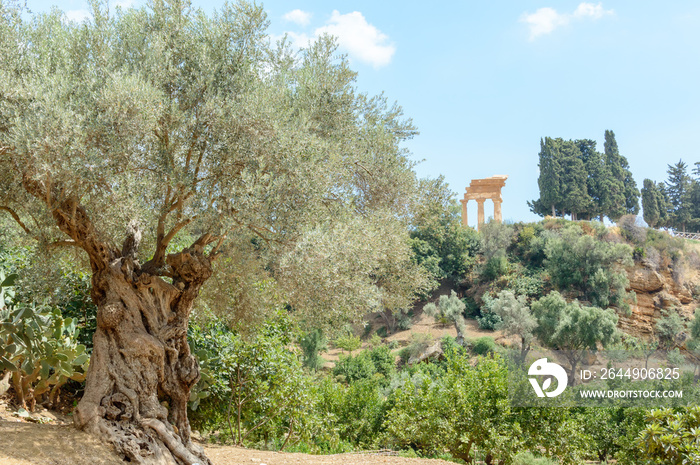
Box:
488;290;536;363
532;292;619;385
0;1;428;463
424;290;467;343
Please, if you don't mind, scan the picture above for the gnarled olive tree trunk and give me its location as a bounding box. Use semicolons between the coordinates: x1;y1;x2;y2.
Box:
23;174;220;465
74;242;213;465
73;239;213;465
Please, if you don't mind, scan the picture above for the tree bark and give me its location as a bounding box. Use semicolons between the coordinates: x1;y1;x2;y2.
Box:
73;243;213;465
21;174;216;464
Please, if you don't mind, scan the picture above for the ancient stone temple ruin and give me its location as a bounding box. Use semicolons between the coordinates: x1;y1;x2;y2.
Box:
460;175;508;230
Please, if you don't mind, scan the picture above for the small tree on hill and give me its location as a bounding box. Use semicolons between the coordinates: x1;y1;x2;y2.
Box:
532;291;619;384
489;290;536;362
424;290;467;343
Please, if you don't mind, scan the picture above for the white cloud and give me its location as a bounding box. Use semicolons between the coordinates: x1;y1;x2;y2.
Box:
315;10;395;68
283;9;312;27
521;7;569;40
573;2;612;19
520;2;614;40
65;9;91;23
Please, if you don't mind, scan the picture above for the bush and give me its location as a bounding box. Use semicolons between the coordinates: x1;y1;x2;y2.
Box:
637;407;700;464
482;255;509;281
544;226;634;310
477;311;502;330
655;310;685;349
385;352;521;462
316;376;387;449
334;333;362;353
472;336;497;355
477;293;503;330
299;328;327;371
0;301;89;410
462;296;479;318
513;451;558;465
188;313;315;448
396;312;413;331
333;345;396;386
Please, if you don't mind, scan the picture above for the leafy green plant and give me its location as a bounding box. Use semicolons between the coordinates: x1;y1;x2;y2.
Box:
638;407;700;465
544;226;634;310
0;301;89;410
472;336;497;356
334;334;362;354
512;451;558;465
656;309;685;349
299;329;327;372
532;291;619;384
188;313;314;449
385;352;521;463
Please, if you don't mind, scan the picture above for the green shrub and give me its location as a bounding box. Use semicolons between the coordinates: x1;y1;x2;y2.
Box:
655;309;685;349
472;336;497;355
385;352;521;462
396;312;413;331
333;352;376;383
512;451;558;465
637;407;700;464
482;255;509;281
0;301;89;410
367;345;396;380
334;334;362;353
188;313;315;448
462;296;479;318
316;376;387;449
299;328;327;371
544;226;634;310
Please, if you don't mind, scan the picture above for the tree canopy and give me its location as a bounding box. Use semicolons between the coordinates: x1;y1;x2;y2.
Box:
642;159;700;232
529;132;639;221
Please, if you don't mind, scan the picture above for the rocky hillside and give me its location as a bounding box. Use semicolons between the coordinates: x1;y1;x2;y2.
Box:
621;261;699;338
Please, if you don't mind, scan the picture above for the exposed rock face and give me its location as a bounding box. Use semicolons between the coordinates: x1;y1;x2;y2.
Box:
620;263;698;339
628;267;665;292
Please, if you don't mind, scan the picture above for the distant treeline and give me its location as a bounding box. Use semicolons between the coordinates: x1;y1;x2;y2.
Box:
529;130;700;233
529;130;639;222
642;160;700;232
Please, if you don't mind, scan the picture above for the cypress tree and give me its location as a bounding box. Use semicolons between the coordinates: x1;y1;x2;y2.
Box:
666;160;692;231
576;139;607;220
559;140;591;220
604;130;639;219
530;137;564;217
642;179;660;227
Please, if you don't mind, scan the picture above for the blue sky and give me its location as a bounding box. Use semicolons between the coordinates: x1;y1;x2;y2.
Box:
24;1;700;226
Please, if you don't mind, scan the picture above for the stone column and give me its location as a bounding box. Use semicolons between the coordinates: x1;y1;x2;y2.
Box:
476;199;485;229
493;199;502;222
460;198;468;226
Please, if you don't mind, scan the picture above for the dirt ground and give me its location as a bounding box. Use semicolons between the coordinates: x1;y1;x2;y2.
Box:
0;405;455;465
